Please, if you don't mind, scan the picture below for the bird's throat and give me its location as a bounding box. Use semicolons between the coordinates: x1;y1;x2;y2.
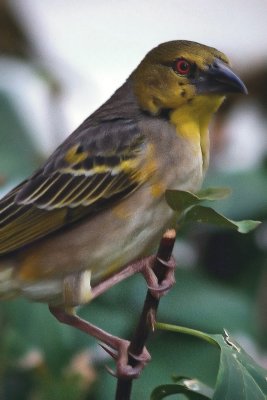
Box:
169;94;225;170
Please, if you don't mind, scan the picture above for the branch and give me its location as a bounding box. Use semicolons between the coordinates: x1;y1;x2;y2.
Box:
115;229;176;400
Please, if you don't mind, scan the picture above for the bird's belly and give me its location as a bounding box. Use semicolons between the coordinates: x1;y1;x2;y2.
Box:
0;188;175;305
24;186;175;277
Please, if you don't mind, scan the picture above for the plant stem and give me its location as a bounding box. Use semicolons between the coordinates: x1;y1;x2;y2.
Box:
115;229;176;400
155;322;219;347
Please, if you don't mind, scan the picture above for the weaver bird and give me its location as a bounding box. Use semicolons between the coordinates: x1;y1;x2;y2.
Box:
0;40;247;377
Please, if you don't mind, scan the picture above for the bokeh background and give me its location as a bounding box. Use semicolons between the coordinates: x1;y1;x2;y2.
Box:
0;1;267;399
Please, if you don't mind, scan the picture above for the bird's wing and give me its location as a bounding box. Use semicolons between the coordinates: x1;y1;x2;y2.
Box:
0;118;149;254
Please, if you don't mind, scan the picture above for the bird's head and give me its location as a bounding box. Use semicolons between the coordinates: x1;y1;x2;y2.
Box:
132;40;247;117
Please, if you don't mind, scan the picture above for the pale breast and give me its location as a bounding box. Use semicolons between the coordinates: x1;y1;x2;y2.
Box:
0;118;206;305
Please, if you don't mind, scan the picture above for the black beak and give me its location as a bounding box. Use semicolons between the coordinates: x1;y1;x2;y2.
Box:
195;59;248;95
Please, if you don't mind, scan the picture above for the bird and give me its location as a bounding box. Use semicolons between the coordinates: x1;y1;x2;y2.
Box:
0;40;247;377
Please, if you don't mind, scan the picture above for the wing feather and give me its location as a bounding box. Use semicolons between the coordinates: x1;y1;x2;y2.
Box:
0;210;67;254
0;116;149;254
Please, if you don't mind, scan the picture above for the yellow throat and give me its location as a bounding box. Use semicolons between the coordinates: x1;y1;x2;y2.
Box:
170;94;225;171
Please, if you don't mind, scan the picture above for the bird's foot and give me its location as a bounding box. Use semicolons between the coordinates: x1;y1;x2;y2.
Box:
49;306;150;379
141;255;176;299
100;339;151;379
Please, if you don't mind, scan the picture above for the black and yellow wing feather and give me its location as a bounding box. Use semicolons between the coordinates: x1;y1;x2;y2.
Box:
0;114;147;255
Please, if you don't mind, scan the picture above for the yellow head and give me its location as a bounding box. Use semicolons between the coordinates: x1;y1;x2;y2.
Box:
132;40;247;116
131;40;247;172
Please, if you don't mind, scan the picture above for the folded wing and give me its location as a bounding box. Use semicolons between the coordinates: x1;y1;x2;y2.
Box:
0;118;147;254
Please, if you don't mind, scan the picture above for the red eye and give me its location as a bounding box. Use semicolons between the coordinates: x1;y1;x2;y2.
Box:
175;59;191;75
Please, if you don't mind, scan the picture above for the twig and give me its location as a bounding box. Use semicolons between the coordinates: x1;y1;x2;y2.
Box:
115;229;176;400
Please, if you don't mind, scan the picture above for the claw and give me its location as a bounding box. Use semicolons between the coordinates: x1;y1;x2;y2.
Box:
146;271;176;298
139;254;176;299
156;256;176;269
99;343;118;360
128;348;151;364
117;364;144;379
105;361;144;379
147;281;172;293
105;364;117;377
102;339;151;379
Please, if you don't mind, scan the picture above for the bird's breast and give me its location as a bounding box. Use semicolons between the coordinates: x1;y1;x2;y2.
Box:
0;119;206;305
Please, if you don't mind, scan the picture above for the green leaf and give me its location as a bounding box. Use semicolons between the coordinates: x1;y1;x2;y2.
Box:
211;331;267;400
155;324;267;400
165;189;260;233
205;168;267;220
165;187;231;213
165;190;201;213
196;187;232;201
174;377;214;397
183;205;261;233
151;378;213;399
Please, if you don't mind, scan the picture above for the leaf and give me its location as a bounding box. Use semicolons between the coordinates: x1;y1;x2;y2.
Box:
155;324;267;400
174;377;214;397
184;205;261;233
211;331;267;400
165;189;260;233
205;168;267;220
151;378;213;399
165;187;230;213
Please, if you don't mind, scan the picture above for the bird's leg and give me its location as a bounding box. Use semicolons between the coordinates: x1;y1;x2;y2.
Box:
91;255;176;301
50;232;176;378
49;306;150;379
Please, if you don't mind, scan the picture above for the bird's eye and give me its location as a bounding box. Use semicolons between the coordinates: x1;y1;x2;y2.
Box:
174;59;192;75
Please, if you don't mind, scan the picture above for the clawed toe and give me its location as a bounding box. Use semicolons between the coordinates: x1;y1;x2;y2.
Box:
99;343;118;360
156;255;176;270
101;339;151;379
141;255;176;299
147;278;175;298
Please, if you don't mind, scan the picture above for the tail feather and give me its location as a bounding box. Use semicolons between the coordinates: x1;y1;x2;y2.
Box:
0;261;63;304
0;263;19;299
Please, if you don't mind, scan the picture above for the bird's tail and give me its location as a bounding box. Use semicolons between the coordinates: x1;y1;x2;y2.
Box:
0;261;19;300
0;260;93;305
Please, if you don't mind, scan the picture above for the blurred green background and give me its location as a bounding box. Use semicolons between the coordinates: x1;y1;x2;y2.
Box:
0;1;267;399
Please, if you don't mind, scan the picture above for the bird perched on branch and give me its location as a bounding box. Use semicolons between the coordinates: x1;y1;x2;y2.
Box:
0;40;247;377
